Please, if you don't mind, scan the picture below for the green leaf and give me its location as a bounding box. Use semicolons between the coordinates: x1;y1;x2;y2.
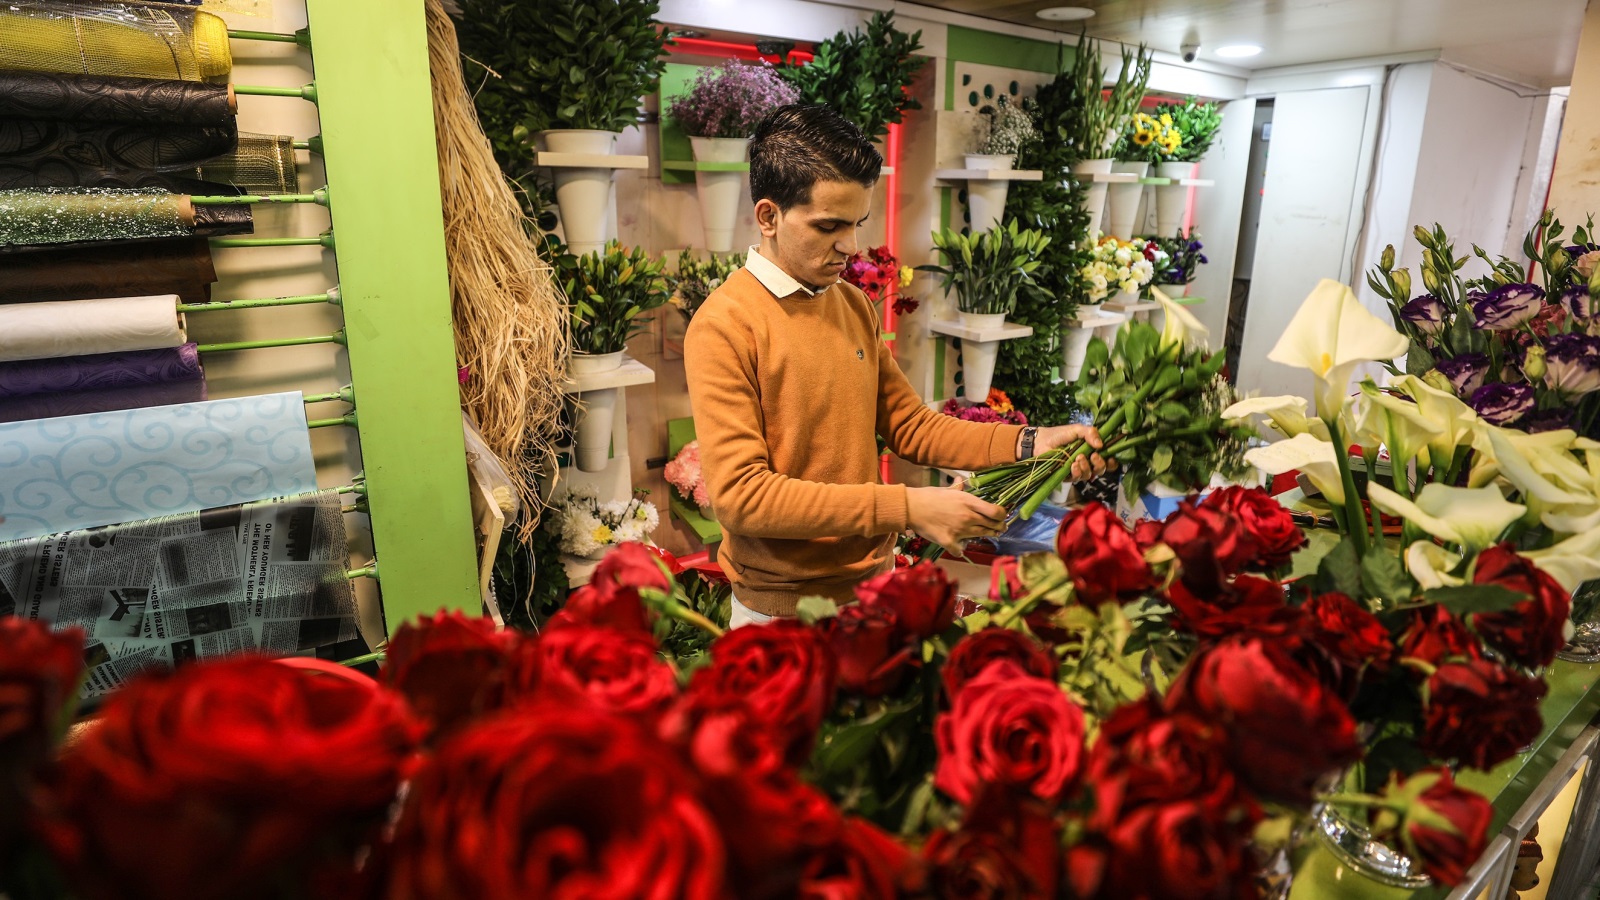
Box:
810;698;914;776
1314;536;1364;598
1150;444;1173;474
1421;584;1529;616
1360;549;1414;606
1019;552;1073;604
795;595;840;624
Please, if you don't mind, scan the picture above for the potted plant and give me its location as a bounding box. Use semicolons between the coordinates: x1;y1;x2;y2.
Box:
1107;111;1181;237
1153;97;1223;233
1061;234;1159;379
456;0;669;254
779;10;925;143
558;241;669;470
666;60;799;252
921;221;1050;399
1062;33;1150;236
961;94;1038;232
666;249;742;325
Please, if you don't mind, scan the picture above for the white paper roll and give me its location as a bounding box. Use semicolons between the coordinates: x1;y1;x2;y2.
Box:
0;294;186;362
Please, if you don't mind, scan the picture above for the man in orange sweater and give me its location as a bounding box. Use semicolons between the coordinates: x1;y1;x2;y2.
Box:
685;105;1108;627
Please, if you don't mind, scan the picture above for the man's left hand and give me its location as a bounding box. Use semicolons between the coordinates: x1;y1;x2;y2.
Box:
1023;425;1116;481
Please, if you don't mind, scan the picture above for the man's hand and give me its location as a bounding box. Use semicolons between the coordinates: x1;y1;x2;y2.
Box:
1022;425;1117;481
906;483;1008;558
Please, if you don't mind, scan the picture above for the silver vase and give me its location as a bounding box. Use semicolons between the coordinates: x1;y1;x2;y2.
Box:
1313;805;1432;889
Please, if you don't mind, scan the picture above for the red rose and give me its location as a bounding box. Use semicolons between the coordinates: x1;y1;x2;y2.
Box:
1091;799;1259;900
797;816;922;899
1469;545;1571;668
386;706;725;900
519;624;678;719
550;542;674;636
1166;573;1292;639
1399;605;1482;667
40;659;421;900
682;621;836;766
1166;635;1362;804
643;543;684;575
0;620;83;848
1132;519;1164;551
856;561;957;640
942;627;1055;701
988;555;1025;603
1390;768;1493;886
1086;696;1257;824
820;604;917;697
935;663;1086;807
596;540;676;591
1304;592;1394;679
1202;486;1307;570
1420;659;1546;770
922;829;1044;900
1053;503;1155;605
1158;499;1250;588
381;611;524;741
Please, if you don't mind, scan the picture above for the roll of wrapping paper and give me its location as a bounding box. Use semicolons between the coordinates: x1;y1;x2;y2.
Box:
0;343;203;398
0;294;186;362
0;1;232;82
199;133;299;195
0;237;216;304
0;161;241;194
0;70;236;126
190;202;252;237
0;377;206;424
0;188;192;246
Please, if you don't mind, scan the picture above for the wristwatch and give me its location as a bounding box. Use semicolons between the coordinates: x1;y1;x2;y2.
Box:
1019;426;1039;460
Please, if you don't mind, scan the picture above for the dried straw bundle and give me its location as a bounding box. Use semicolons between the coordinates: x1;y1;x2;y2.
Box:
425;0;569;537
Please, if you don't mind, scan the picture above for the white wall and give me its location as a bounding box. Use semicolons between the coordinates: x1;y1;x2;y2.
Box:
1187;97;1256;340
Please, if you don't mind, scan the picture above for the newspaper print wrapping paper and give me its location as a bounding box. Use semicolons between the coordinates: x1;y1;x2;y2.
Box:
0;294;187;362
0;391;317;541
0;490;359;697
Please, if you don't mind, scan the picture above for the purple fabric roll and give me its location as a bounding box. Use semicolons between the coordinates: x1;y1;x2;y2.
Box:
0;343;202;399
0;377;205;423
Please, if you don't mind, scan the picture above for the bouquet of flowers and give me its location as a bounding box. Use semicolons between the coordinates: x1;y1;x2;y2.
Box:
1079;233;1162;303
666;59;800;139
1147;232;1207;286
662;440;711;511
666;250;741;324
966;291;1253;518
547;486;659;557
1369;212;1600;435
974;93;1036;156
939;388;1028;425
1111;110;1182;163
1153;97;1222;162
841;244;914;309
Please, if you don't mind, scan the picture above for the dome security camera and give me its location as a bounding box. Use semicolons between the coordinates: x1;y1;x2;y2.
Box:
1180;40;1200;63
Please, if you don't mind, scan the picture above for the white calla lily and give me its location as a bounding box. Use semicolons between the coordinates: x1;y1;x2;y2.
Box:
1543;503;1600;536
1366;482;1525;552
1390;374;1479;469
1477;424;1590;506
1268;279;1410;421
1153;286;1210;351
1405;541;1464;590
1222;395;1330;441
1524;526;1600;592
1244;432;1345;503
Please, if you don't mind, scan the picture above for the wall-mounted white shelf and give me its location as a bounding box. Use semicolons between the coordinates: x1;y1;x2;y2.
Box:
934;168;1045;183
1140;176;1216;187
563;355;656;394
929;318;1034;343
1071;171;1142;184
1066;308;1127;329
536;152;649;170
1102;299;1161;314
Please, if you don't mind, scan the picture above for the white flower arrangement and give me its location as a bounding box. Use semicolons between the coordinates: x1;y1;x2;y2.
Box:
548;487;660;558
975;94;1036;156
1078;232;1163;303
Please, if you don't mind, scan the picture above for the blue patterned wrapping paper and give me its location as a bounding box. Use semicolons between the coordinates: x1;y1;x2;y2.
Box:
0;391;317;541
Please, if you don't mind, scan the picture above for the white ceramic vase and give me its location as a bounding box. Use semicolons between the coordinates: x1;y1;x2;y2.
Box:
962;153;1014;233
1155;160;1197;236
542;129;620;256
689;136;749;253
1106;160;1149;239
1071;158;1114;236
957;311;1006;400
570;350;624;472
1060;314;1097;382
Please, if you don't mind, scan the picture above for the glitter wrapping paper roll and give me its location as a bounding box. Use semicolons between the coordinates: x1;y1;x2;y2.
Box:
0;1;232;82
0;237;216;304
0;377;206;424
0;294;186;362
0;70;236;126
0;343;203;398
0;188;189;246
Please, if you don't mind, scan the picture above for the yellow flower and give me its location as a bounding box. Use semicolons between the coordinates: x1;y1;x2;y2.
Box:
591;524;613;544
899;265;913;288
1134;130;1155;146
1159;113;1173;127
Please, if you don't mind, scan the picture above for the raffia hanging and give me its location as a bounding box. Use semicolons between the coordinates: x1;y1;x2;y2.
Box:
425;0;570;537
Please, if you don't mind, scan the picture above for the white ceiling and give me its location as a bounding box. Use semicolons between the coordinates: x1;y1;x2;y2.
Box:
903;0;1586;88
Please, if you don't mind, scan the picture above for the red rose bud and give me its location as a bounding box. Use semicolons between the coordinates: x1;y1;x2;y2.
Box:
1399;605;1482;668
1158;500;1250;590
1380;768;1493;886
42;659;422;900
1304;592;1394;676
1165;573;1291;639
1421;659;1546;770
1054;503;1155;605
1086;696;1258;826
923;789;1061;900
942;628;1056;701
1166;635;1362;804
856;561;958;640
1094;799;1260;900
989;555;1025;603
382;611;525;741
820;604;918;697
682;620;836;766
1469;545;1571;668
386;706;726;900
1201;486;1307;570
935;663;1086;808
518;624;679;720
644;543;685;575
1131;519;1165;551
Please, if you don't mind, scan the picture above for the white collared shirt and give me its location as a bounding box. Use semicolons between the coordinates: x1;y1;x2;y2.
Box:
743;245;839;299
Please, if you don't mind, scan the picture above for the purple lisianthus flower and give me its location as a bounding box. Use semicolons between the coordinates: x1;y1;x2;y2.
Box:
1469;382;1537;426
1525;408;1575;433
1474;283;1545;331
1435;353;1490;397
1544;332;1600;397
1562;285;1595;320
1399;294;1448;336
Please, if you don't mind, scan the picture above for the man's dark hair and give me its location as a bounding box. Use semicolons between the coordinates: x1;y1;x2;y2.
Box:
748;104;882;210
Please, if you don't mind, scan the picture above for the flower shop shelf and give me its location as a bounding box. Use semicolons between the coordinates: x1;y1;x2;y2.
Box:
1066;309;1127;330
562;355;656;394
668;494;722;544
536;152;649;170
1101;299;1161;314
1070;171;1142;185
927;318;1034;343
1137;176;1216;187
659;160;896;176
932;168;1044;183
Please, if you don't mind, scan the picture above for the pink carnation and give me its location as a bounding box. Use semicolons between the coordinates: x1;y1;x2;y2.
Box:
665;441;707;507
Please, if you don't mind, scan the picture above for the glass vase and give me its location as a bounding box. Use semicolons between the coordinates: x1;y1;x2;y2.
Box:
1558;580;1600;663
1312;805;1432;889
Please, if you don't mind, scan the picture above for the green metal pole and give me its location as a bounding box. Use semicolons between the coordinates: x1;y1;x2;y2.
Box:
195;331;343;353
303;386;355;404
305;0;480;624
178;288;337;313
211;231;335;250
234;83;318;103
191;188;327;206
227;28;312;50
307;412;358;429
